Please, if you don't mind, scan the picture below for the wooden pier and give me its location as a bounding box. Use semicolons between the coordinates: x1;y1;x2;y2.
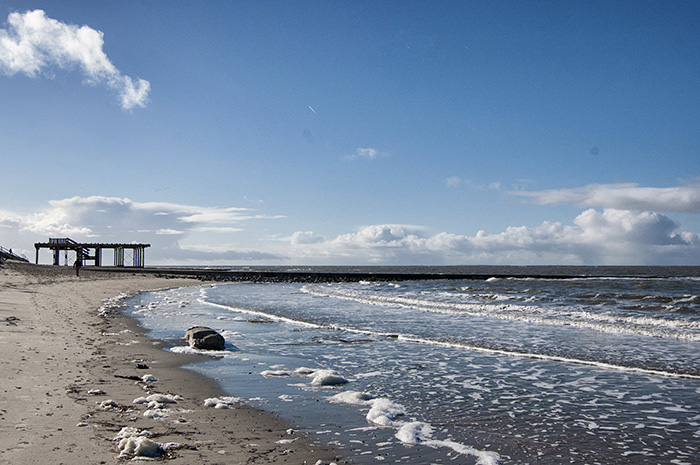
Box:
34;238;150;268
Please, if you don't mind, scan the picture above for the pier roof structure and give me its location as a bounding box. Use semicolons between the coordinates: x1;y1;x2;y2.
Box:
34;238;150;268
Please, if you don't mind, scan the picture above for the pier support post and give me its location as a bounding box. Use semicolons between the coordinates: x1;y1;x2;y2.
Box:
114;247;124;267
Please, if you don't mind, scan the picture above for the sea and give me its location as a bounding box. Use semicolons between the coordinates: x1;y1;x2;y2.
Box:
122;266;700;465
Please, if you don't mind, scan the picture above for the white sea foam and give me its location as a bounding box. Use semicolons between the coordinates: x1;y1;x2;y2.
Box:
169;345;233;357
394;334;700;380
295;366;317;375
302;284;700;341
366;398;406;426
143;408;171;419
118;435;163;458
309;369;349;386
427;438;501;465
98;292;131;316
114;427;150;440
261;369;292;377
133;393;181;404
331;391;500;463
204;396;241;409
395;421;433;444
198;298;325;329
98;399;119;410
329;390;373;405
397;421;502;464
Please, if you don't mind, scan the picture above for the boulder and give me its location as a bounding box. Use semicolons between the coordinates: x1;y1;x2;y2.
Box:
185;326;225;350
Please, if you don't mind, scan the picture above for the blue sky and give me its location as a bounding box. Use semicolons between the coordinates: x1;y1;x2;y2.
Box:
1;1;699;265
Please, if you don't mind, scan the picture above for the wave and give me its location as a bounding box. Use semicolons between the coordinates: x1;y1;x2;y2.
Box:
198;291;700;380
301;285;700;342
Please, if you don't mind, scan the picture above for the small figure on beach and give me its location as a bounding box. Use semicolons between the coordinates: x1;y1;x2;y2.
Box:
73;258;82;276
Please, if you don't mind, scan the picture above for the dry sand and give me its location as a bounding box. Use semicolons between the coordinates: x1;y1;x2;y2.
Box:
0;261;341;464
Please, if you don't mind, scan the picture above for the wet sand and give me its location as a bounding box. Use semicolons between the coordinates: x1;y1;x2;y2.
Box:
0;261;340;464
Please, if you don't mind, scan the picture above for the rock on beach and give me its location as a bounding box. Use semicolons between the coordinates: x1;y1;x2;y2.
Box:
185;326;226;350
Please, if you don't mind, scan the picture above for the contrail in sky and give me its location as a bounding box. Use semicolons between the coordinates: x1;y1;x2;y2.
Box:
308;106;318;115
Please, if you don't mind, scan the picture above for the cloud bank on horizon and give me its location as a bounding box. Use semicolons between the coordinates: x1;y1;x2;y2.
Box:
2;181;699;266
0;9;149;109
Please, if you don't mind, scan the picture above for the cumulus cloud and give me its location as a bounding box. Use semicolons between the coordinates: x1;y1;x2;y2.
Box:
0;9;150;109
288;211;700;265
0;196;280;264
335;224;427;247
513;181;700;213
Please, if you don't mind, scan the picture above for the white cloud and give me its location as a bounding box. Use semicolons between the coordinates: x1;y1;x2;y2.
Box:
345;147;386;160
155;229;183;235
0;9;150;109
194;226;244;233
445;176;461;188
445;177;501;190
513;181;700;213
287;212;700;265
290;231;326;245
0;196;280;264
335;224;427;247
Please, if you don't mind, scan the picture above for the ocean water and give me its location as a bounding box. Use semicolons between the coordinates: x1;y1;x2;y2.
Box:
124;266;700;464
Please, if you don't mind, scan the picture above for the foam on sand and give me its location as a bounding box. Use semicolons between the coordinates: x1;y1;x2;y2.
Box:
204;396;242;409
133;393;181;404
133;393;182;420
118;435;163;458
115;427;163;458
114;427;150;439
143;407;171;419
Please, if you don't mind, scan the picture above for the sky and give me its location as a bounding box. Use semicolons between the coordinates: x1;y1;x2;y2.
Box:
1;1;699;266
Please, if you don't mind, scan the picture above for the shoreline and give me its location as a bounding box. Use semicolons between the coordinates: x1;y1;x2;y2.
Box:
0;261;341;464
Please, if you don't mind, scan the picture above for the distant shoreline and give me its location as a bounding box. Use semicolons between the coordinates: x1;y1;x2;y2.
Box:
83;264;700;282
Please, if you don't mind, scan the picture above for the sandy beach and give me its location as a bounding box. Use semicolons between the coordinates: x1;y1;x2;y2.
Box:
0;261;340;464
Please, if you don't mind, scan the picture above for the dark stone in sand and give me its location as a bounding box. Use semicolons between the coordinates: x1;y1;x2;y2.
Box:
185;326;226;350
